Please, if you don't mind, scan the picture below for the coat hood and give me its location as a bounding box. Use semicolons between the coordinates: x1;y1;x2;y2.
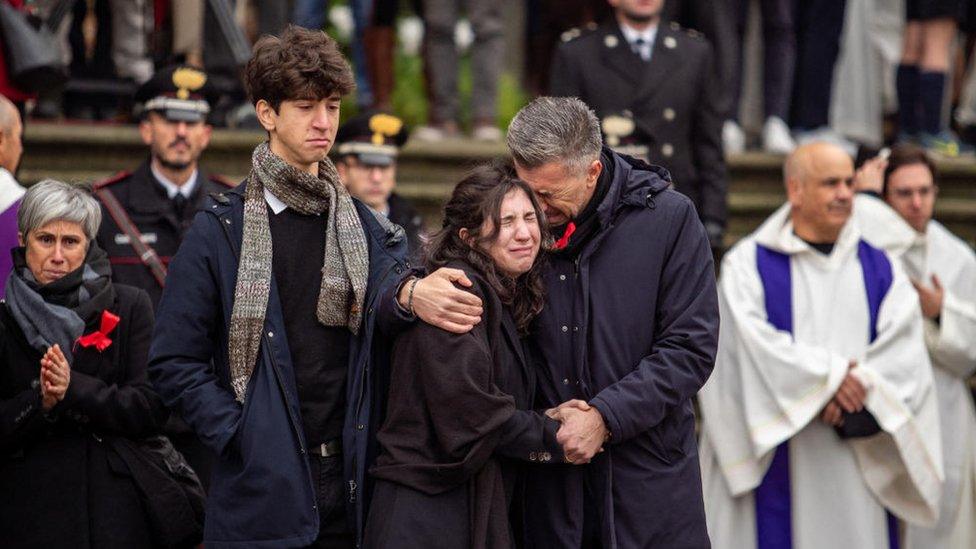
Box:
596;148;673;226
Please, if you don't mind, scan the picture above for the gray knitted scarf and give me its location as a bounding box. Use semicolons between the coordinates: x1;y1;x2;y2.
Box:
229;142;369;402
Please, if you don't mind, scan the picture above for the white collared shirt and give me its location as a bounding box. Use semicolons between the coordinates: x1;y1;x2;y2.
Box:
619;22;657;62
150;163;198;200
264;187;288;215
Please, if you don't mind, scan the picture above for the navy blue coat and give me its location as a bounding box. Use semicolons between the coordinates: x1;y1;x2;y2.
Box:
523;150;719;548
148;183;411;548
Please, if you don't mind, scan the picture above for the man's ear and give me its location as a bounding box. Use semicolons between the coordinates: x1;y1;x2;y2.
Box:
255;100;277;133
138;119;153;146
587;159;602;187
785;176;803;208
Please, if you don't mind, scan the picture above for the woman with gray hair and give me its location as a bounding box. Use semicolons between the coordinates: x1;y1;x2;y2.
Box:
0;180;184;546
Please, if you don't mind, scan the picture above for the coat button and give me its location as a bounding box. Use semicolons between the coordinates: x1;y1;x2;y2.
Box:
661;143;674;157
559;274;566;281
561;326;568;332
224;219;231;225
268;331;274;338
529;452;538;461
573;326;579;332
664;36;677;49
541;452;552;462
563;378;570;385
357;424;365;430
663;108;675;121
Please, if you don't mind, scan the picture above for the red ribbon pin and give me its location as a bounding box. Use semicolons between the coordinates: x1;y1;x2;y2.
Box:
76;310;120;352
553;222;577;250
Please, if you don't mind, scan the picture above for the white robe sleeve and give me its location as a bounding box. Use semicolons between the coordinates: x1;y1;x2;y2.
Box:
924;288;976;379
849;265;944;527
699;242;849;495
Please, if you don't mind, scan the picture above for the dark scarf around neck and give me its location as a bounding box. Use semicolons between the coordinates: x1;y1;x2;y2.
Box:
4;243;116;362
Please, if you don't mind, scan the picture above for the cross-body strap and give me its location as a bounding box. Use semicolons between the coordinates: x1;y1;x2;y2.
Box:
95;186;167;288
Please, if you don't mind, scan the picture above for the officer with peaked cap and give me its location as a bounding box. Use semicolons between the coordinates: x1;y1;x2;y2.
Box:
93;65;231;489
334;110;426;256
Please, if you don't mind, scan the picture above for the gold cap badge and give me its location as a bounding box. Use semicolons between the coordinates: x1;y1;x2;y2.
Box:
172;67;207;100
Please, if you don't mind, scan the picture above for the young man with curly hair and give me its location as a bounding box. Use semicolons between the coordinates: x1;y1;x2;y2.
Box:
149;26;483;548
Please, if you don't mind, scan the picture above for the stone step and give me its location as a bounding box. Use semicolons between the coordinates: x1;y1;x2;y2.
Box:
20;122;976;246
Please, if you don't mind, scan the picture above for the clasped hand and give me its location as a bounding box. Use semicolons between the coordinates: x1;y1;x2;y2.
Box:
545;399;608;465
820;360;866;427
40;344;71;411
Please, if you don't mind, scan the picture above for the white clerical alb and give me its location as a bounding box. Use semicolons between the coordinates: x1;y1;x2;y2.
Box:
699;202;943;549
857;194;976;549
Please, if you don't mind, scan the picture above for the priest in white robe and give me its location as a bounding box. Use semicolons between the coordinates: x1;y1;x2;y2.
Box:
700;142;944;549
854;144;976;548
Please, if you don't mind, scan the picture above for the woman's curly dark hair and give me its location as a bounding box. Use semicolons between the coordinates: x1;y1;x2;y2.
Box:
244;25;355;110
424;162;552;334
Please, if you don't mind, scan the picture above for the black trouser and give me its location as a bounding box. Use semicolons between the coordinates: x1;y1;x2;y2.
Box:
731;0;796;121
790;0;848;130
308;454;354;549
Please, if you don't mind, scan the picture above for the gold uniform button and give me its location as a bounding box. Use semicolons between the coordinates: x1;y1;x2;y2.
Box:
663;108;675;121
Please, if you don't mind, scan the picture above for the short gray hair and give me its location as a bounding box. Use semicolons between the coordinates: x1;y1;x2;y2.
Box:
19;179;102;241
506;96;602;175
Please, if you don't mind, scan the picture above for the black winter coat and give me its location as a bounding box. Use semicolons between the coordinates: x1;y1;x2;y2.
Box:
0;284;169;548
523;150;718;548
365;264;564;549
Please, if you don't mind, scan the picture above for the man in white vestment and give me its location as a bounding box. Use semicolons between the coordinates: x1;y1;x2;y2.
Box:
854;144;976;548
699;141;944;549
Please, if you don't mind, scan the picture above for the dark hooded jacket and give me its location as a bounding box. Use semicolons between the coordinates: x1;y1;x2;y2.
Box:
522;149;719;548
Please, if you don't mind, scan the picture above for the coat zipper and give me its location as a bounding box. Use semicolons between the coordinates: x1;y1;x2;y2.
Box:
215;213;307;454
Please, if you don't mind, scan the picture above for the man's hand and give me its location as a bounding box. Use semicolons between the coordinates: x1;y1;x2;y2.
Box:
833;360;866;414
399;268;484;333
911;274;944;319
40;344;71;411
820;401;844;427
555;403;608;464
545;398;590;419
853;155;887;194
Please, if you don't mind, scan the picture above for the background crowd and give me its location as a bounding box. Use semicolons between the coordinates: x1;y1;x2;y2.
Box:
2;0;976;156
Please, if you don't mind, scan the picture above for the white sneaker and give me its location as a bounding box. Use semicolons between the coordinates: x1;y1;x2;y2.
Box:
761;116;796;155
472;125;503;142
723;120;746;155
412;125;447;143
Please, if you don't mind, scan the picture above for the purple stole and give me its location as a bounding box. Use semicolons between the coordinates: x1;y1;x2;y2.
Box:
0;197;19;299
754;240;898;549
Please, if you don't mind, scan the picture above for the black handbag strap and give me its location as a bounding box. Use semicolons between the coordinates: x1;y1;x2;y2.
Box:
95;186;168;288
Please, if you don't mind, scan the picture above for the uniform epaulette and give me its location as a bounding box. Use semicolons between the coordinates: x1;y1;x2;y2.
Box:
93;170;132;190
208;173;236;188
209;191;231;205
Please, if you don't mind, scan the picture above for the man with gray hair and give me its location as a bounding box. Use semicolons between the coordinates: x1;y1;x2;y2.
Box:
0;95;25;298
508;96;718;547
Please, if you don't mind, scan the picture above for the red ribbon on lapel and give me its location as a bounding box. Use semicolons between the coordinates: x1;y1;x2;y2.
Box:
76;310;120;352
553;222;577;250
